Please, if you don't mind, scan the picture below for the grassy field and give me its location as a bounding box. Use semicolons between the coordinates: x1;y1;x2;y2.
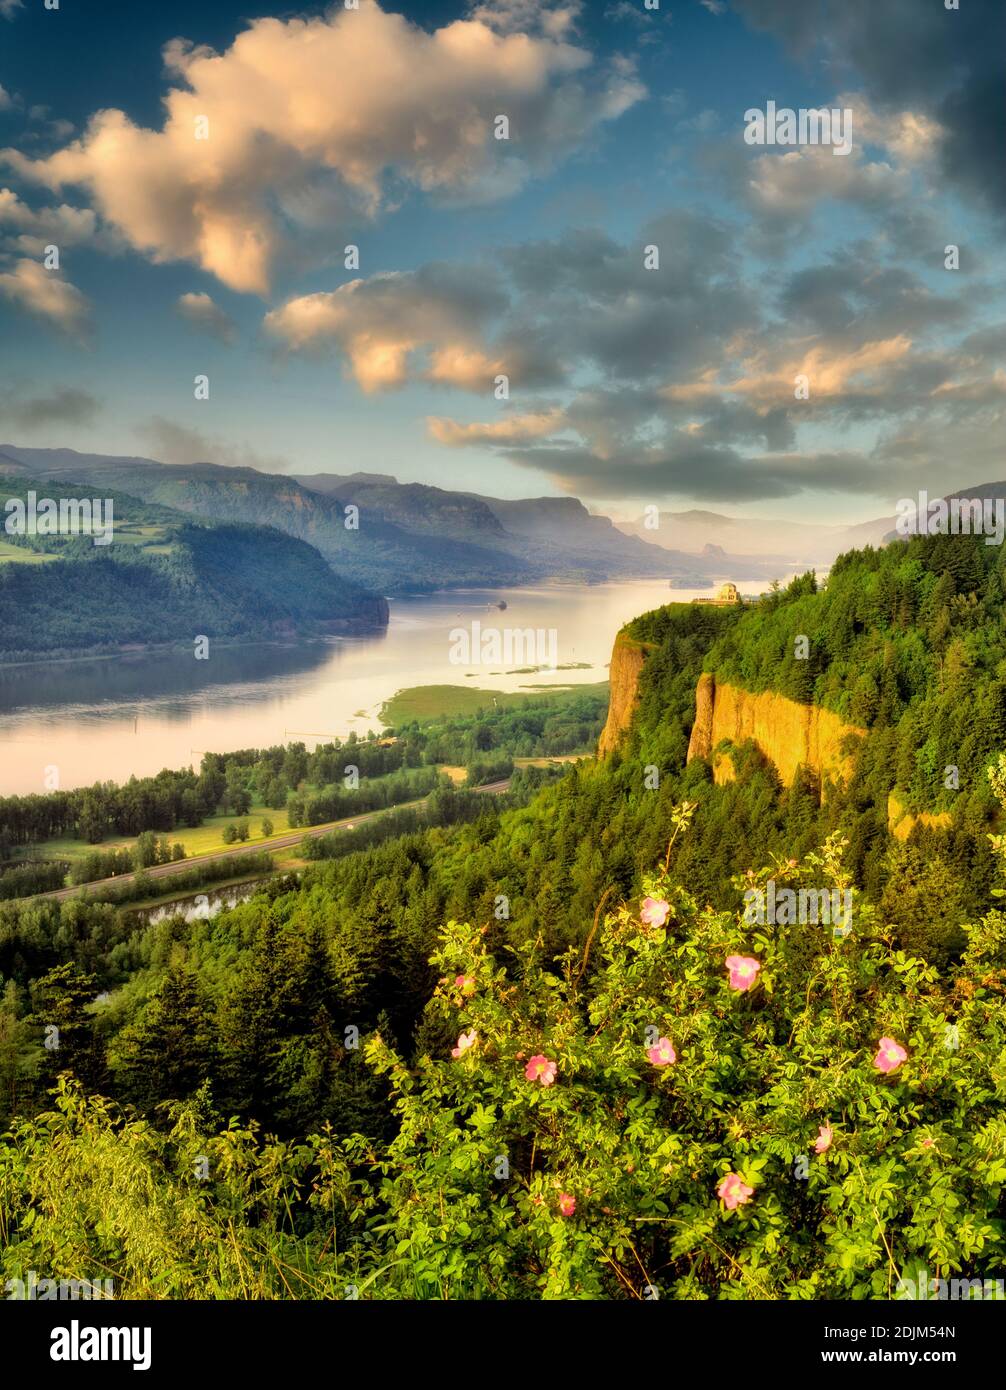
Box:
0;541;59;565
111;522;177;557
45;803;292;864
380;681;609;726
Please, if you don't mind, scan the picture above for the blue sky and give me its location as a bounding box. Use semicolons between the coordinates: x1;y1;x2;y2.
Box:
0;0;1002;523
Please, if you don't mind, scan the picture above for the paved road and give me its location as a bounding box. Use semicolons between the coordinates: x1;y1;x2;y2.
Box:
38;778;512;903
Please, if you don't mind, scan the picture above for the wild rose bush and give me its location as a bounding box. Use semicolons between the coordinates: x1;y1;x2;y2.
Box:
364;805;1006;1300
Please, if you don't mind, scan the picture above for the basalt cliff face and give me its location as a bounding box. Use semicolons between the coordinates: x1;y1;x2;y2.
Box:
686;672;865;794
598;630;866;791
598;632;652;757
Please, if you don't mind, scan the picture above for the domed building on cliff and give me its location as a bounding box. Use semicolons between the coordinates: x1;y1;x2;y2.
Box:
692;582;742;606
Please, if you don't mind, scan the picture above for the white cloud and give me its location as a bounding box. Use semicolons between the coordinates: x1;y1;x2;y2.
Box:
468;1;583;39
0;1;24;22
2;2;642;294
264;266;510;393
746;145;908;218
0;188;100;255
175;291;237;344
0;257;90;338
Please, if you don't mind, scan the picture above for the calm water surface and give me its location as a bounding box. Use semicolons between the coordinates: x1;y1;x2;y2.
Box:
0;581;759;794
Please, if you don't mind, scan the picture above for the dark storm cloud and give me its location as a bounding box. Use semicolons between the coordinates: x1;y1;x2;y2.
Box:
501;438;894;504
732;0;1006;214
778;252;970;340
959;323;1006;359
0;386;100;430
499;211;759;382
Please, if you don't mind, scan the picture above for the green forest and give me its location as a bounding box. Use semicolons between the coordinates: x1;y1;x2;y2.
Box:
2;534;1006;1299
0;479;387;662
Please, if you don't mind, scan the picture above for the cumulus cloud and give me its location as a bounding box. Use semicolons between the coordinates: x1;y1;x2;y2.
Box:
0;188;102;256
264;264;536;393
745;145;908;220
1;2;643;293
0;257;90;338
175;291;237;344
264;212;754;396
499;212;757;384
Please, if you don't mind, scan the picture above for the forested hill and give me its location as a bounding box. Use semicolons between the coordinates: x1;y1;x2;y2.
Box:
699;532;1006;820
599;531;1006;961
0;479;388;663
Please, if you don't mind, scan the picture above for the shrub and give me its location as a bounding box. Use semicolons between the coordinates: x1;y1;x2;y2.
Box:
363;804;1006;1299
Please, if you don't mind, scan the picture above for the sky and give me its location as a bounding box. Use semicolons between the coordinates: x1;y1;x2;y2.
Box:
0;0;1003;524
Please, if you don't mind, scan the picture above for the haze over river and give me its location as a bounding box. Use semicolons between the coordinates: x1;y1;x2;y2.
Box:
0;581;761;795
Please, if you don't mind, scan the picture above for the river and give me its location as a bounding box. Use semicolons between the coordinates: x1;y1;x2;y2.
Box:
0;580;757;795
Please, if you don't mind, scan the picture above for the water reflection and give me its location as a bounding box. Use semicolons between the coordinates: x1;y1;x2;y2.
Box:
0;581;737;794
0;639;343;715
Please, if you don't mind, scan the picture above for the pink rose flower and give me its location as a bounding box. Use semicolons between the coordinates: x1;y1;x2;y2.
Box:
558;1193;576;1217
455;974;476;997
451;1029;477;1058
725;954;761;992
814;1124;833;1154
717;1173;754;1210
873;1037;908;1074
641;896;670;927
525;1054;557;1086
646;1037;677;1067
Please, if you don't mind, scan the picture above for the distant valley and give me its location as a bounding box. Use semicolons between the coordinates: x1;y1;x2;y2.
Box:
1;445;790;598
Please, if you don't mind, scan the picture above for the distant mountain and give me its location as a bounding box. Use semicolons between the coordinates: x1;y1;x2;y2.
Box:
294;470;805;587
616;507;898;569
295;471;682;581
1;448;529;594
617;483;1006;574
4;447;688;591
0;475;387;663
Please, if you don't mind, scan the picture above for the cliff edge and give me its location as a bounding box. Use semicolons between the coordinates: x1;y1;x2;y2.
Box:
686;672;864;795
598;632;651;757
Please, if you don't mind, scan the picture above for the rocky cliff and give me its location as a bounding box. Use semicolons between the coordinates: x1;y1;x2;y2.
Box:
598;632;653;757
686;672;864;795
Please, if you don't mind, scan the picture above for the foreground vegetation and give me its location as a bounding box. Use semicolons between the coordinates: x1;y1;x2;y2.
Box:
3;794;1005;1298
